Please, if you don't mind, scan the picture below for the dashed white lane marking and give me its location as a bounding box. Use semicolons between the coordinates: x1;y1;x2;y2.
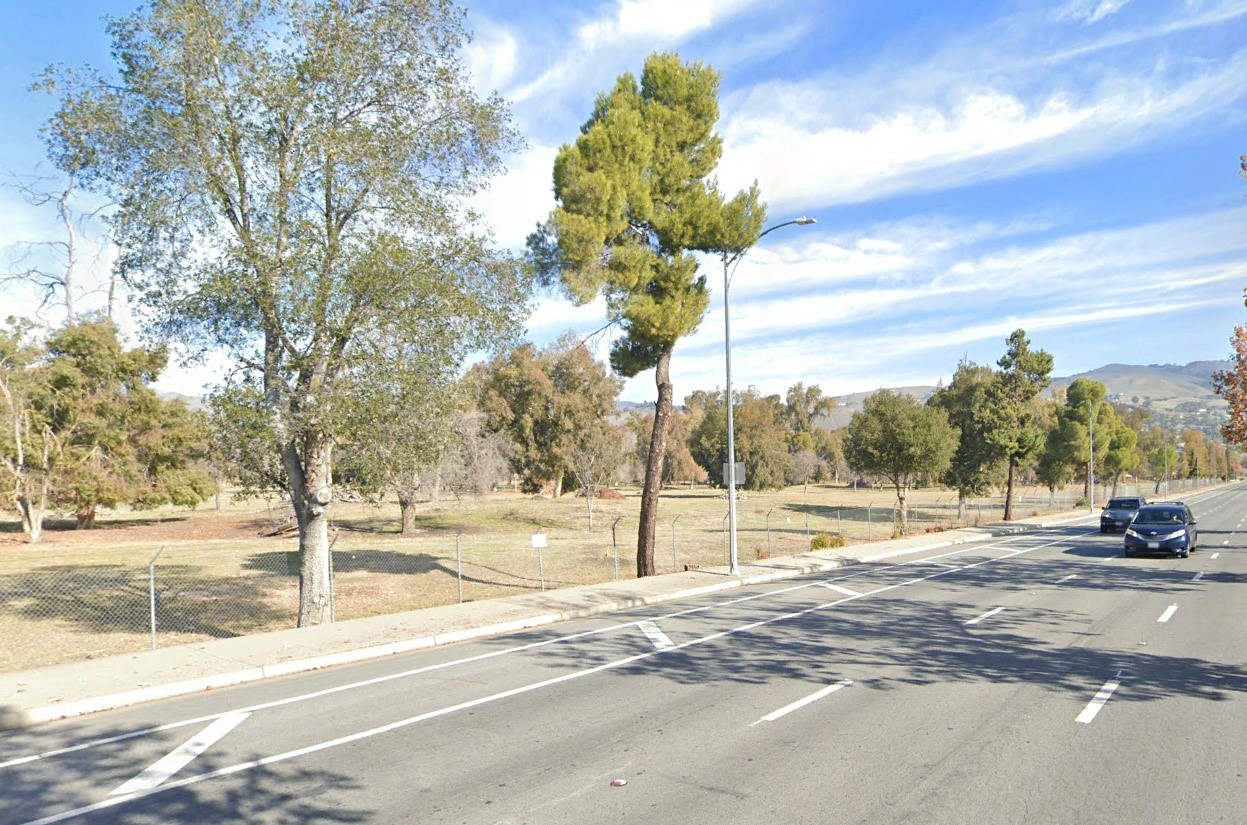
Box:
965;606;1006;626
752;680;853;725
637;621;675;651
109;712;250;796
1211;553;1220;560
819;583;861;597
1077;673;1123;724
1224;540;1230;546
1058;574;1078;583
1192;572;1204;582
1158;604;1179;623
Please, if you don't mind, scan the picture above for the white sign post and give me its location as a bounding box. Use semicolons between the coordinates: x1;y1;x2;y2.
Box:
532;532;548;591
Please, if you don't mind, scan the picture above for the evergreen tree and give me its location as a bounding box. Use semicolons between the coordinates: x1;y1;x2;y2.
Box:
531;52;764;576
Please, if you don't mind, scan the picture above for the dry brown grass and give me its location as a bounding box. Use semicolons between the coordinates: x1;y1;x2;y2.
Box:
0;483;1087;671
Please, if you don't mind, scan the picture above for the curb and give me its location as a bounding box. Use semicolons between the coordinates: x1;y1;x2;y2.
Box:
10;516;1095;727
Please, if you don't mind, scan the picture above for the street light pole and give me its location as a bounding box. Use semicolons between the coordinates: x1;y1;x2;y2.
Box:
723;216;816;576
1088;399;1101;514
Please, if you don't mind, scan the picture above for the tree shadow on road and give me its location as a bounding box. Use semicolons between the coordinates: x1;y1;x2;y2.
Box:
0;722;371;825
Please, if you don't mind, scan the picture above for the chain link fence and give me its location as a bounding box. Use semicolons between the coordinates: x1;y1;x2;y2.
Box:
0;478;1214;672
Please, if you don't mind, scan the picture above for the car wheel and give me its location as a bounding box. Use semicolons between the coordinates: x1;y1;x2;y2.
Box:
1122;548;1132;558
1100;526;1108;534
1178;549;1190;559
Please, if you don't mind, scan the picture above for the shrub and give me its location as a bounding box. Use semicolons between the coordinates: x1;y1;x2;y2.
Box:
810;533;845;550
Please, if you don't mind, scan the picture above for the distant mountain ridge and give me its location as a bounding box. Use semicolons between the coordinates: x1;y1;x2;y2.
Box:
818;360;1229;431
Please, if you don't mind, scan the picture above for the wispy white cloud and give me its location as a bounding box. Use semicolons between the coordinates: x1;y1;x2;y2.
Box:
506;0;766;105
717;52;1247;213
1056;0;1135;25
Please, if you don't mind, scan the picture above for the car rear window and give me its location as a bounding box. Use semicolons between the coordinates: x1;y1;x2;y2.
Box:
1107;498;1141;509
1133;508;1183;525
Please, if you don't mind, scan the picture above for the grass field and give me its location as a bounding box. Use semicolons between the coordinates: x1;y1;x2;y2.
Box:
0;480;1136;672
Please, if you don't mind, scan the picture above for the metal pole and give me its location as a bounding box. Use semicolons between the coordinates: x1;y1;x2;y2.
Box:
724;253;740;575
613;516;622;580
672;515;681;571
456;533;463;603
537;544;545;592
722;216;815;577
148;547;165;650
1088;401;1097;513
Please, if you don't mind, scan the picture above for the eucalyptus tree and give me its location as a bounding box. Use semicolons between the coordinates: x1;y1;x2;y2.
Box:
477;336;623;497
42;0;529;625
530;52;764;576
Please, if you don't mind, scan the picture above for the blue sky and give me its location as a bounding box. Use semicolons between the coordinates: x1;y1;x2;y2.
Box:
2;0;1245;404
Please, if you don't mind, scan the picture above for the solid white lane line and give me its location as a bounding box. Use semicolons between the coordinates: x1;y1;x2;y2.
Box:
109;712;250;797
819;583;861;597
965;607;1006;626
1058;574;1078;583
1077;673;1123;724
752;680;853;726
0;530;1081;777
637;621;675;650
1158;604;1179;623
23;543;1064;825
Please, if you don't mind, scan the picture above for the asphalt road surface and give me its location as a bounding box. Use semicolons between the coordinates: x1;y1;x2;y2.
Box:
4;484;1246;824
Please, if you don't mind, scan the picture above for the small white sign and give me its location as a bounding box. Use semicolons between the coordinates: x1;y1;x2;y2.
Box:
531;532;548;548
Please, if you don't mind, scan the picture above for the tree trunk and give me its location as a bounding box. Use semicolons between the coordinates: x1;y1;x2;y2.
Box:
957;492;967;521
283;432;335;627
894;482;909;535
399;496;418;535
76;503;96;529
16;495;45;543
636;344;674;577
1003;457;1017;521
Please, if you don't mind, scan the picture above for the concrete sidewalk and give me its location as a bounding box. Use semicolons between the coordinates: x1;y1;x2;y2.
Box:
0;512;1091;729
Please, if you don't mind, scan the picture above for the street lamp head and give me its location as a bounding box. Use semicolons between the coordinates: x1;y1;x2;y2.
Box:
794;216;816;225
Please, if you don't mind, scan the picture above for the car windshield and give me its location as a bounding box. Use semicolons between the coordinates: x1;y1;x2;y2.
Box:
1106;498;1141;510
1133;508;1184;525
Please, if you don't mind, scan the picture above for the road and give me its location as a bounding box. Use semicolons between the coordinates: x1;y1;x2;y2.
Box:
3;485;1245;824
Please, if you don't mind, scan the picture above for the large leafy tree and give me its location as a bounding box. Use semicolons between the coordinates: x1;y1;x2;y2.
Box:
0;321;55;541
688;388;790;491
477;336;623;497
43;0;528;625
1;320;214;539
531;52;764;577
1213;326;1247;446
928;360;1004;519
844;390;958;534
984;329;1053;520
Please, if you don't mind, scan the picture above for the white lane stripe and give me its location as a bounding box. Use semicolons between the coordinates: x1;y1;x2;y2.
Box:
637;620;674;650
1211;553;1220;560
21;542;1064;825
1192;572;1204;582
819;583;861;596
1158;604;1179;623
0;531;1084;777
1224;540;1230;546
752;680;853;725
1077;673;1123;724
1058;574;1078;583
109;712;250;796
965;607;1006;626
